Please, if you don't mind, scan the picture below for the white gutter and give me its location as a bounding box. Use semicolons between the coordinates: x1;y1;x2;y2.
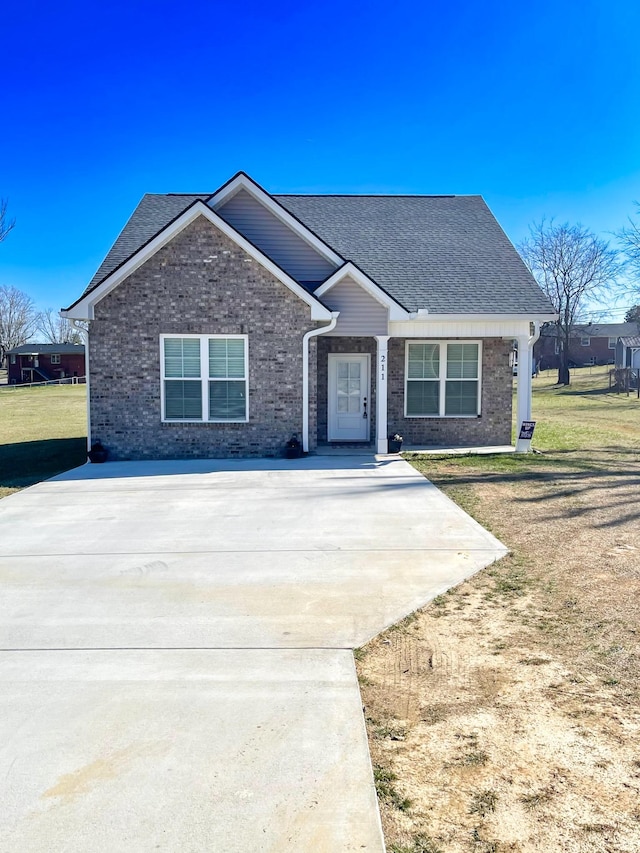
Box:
302;312;339;453
71;320;91;451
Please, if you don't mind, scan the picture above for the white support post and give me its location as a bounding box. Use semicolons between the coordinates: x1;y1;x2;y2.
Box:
515;334;532;452
375;336;390;454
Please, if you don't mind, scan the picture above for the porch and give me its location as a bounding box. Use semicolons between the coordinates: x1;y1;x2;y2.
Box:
310;334;532;454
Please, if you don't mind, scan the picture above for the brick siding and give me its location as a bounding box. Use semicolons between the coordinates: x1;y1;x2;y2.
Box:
387;338;513;446
89;215;317;459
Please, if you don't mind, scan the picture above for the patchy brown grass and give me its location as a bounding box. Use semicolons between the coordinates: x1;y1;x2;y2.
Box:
357;369;640;853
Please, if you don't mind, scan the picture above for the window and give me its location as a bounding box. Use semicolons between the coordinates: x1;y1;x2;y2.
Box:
608;337;617;349
161;335;248;422
405;341;481;417
10;354;16;364
581;336;590;346
50;353;61;364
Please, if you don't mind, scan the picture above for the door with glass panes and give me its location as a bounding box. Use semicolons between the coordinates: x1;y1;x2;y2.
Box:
327;354;370;441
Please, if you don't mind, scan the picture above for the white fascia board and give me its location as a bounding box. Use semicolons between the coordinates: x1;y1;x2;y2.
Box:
62;202;333;322
315;263;410;321
208;173;344;267
389;314;550;339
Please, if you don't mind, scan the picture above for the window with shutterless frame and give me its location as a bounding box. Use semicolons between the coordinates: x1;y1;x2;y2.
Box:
160;335;248;422
405;341;482;417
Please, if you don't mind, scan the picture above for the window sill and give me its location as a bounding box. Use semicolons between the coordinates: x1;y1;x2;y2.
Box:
161;419;249;425
404;414;481;419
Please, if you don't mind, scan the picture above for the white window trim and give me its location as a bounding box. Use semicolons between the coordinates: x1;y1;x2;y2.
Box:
50;353;61;364
404;340;483;418
608;337;617;349
160;334;249;423
580;337;590;346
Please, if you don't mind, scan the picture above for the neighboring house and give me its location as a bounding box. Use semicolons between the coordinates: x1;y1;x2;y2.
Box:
534;322;640;370
7;343;85;385
616;336;640;370
62;172;555;459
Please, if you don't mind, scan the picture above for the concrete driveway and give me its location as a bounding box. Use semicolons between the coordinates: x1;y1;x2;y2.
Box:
0;455;506;851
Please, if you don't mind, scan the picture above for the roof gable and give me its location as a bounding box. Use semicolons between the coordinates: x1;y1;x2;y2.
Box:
213;186;337;285
63;203;333;321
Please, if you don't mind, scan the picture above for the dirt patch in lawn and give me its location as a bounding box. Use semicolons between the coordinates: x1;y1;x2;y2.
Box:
357;448;640;853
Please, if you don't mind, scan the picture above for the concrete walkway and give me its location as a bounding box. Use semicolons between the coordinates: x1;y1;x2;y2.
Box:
0;455;506;851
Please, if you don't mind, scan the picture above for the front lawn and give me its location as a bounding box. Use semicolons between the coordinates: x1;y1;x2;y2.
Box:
0;384;87;499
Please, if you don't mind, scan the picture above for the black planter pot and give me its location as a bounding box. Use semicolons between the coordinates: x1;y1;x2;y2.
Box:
88;444;108;464
388;439;403;453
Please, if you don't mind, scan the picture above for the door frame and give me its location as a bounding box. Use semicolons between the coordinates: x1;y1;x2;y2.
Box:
327;353;371;442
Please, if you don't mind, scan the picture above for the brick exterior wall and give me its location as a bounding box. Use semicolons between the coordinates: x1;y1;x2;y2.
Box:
387;338;513;446
89;216;318;459
317;337;377;444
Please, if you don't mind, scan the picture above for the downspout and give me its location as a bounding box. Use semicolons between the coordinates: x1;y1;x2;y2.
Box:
530;320;541;354
302;312;339;453
71;319;91;451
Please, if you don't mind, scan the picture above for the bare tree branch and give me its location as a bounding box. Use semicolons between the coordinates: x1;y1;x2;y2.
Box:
617;201;640;287
0;198;16;243
519;219;621;385
0;285;37;364
36;308;85;344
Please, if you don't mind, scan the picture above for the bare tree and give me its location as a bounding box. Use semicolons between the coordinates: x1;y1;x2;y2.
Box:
617;202;640;286
0;285;37;364
519;220;621;385
0;198;15;243
36;308;84;344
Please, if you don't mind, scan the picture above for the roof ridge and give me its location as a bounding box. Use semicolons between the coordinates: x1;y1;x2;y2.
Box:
274;193;477;199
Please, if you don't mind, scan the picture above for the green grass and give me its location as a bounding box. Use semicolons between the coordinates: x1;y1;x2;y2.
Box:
525;366;640;452
407;366;640;486
0;385;87;497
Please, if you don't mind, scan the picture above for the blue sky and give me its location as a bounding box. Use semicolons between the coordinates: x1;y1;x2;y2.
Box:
2;0;639;316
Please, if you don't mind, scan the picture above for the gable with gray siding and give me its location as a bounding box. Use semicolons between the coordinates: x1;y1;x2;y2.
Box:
214;188;337;286
320;277;388;336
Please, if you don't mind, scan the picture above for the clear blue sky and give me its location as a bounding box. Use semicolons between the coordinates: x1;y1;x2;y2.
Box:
2;0;639;316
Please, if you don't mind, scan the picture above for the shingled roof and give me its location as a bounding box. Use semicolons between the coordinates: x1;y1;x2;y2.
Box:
275;194;552;314
85;194;210;292
79;184;554;316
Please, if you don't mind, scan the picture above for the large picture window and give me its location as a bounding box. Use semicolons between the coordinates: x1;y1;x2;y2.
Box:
161;335;248;422
405;341;481;417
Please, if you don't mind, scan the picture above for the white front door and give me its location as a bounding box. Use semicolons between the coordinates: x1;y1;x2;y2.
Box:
328;354;370;441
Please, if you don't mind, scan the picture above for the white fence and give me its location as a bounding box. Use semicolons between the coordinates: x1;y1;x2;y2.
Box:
0;376;87;391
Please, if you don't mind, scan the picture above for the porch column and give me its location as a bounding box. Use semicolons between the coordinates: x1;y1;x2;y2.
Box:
515;334;532;452
375;335;390;454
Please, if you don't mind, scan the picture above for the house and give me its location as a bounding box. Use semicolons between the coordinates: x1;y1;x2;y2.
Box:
615;335;640;370
7;343;85;385
534;322;640;371
62;172;555;459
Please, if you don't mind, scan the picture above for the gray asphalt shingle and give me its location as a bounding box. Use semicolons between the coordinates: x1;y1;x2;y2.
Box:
275;194;553;314
78;189;554;316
